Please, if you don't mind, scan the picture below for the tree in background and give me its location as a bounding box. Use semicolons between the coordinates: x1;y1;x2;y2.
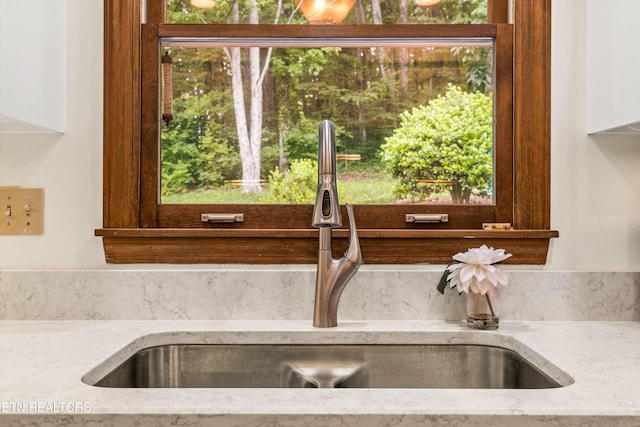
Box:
165;0;296;194
380;85;493;204
160;0;490;201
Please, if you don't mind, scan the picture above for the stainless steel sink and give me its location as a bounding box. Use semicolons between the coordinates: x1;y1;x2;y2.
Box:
90;344;564;389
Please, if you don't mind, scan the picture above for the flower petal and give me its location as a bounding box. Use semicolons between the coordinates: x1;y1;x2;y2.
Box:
459;265;476;283
445;246;511;294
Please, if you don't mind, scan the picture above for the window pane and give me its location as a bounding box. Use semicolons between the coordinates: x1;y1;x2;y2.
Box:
166;0;489;25
159;38;495;205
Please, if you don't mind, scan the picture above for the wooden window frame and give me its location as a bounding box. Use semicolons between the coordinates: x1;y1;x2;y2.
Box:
143;25;512;229
97;0;557;264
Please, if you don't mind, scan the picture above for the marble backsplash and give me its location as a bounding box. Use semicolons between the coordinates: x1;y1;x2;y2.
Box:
0;268;638;321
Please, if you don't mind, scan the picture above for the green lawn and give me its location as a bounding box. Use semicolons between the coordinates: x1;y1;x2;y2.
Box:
338;176;397;204
162;175;397;204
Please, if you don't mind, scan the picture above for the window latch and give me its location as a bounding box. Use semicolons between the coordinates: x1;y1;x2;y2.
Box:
405;214;448;224
201;213;244;224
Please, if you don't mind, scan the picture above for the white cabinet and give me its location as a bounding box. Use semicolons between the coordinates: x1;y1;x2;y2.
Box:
0;0;65;133
587;0;640;135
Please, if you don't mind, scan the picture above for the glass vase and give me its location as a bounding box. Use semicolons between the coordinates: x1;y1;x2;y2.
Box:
466;289;500;330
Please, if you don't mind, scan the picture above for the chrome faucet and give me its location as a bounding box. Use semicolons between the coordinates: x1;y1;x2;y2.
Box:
311;120;363;328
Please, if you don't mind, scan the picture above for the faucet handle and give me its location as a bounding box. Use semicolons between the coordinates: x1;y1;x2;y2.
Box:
344;203;363;267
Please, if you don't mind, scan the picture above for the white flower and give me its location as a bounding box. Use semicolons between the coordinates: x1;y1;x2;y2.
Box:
445;245;512;295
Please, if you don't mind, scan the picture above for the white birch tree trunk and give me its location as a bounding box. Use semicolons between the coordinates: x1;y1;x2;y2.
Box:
227;0;284;193
228;2;253;193
244;0;263;193
229;46;259;193
228;0;263;193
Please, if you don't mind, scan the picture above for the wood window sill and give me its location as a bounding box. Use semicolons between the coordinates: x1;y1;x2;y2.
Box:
96;228;558;264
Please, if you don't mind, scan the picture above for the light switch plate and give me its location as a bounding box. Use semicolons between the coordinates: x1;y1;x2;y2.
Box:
0;187;44;235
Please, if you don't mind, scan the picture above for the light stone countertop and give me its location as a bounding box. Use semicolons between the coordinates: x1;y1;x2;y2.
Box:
1;320;639;426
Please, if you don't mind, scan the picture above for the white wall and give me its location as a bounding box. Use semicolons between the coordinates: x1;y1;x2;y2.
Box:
549;0;640;269
0;0;639;269
0;0;103;267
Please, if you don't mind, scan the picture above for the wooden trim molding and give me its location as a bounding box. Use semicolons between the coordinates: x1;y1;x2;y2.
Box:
488;0;511;24
513;0;552;229
97;229;558;264
140;24;513;231
103;1;141;229
156;23;498;38
100;0;557;265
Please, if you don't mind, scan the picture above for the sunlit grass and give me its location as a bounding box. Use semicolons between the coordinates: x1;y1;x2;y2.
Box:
162;174;397;204
338;175;397;204
162;186;270;204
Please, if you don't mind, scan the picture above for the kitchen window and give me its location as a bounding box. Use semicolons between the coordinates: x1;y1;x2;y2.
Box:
98;0;557;264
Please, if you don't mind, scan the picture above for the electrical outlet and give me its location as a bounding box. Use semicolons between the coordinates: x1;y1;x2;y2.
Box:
0;187;44;235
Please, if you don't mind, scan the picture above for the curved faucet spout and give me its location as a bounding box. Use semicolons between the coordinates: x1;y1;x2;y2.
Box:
311;119;363;328
313;204;363;328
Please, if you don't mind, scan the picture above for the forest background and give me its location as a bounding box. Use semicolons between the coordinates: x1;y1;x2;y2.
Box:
160;0;492;205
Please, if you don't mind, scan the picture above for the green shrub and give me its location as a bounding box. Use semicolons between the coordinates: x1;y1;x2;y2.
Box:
199;124;241;187
161;159;196;195
263;159;317;204
380;84;493;204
